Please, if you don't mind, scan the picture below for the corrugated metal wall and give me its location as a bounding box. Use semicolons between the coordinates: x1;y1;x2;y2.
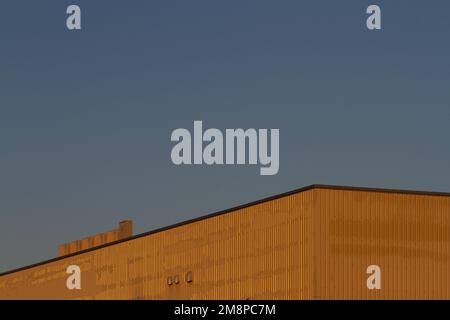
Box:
315;189;450;299
0;190;314;300
1;187;450;299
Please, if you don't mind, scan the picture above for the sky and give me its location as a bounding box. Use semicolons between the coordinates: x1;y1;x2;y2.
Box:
1;0;450;272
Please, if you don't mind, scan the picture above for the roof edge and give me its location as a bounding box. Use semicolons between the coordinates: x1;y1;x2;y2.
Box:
1;183;450;277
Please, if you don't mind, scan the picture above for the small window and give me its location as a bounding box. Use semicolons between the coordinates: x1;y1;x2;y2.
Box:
185;271;193;283
167;276;173;286
174;275;180;284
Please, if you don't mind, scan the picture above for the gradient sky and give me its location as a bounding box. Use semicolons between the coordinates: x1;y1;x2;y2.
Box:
1;0;450;272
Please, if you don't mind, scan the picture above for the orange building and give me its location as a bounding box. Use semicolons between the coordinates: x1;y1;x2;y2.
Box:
0;184;449;300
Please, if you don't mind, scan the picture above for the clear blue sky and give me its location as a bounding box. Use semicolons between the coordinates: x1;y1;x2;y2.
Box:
1;0;450;272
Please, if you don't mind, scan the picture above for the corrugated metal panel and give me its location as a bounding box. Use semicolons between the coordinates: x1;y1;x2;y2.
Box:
1;186;449;299
0;190;314;299
314;189;450;299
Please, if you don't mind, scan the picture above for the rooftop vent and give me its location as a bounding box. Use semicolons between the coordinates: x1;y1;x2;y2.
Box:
58;220;133;257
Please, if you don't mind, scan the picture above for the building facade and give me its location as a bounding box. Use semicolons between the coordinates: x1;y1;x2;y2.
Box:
0;185;449;299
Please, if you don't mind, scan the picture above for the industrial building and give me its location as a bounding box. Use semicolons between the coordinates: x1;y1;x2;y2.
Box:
0;184;449;299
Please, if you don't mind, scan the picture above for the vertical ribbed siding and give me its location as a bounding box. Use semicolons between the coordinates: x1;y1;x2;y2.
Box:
315;189;450;299
1;187;450;300
0;190;313;300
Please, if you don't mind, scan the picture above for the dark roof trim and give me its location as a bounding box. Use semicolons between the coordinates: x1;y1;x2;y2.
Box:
1;184;450;277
